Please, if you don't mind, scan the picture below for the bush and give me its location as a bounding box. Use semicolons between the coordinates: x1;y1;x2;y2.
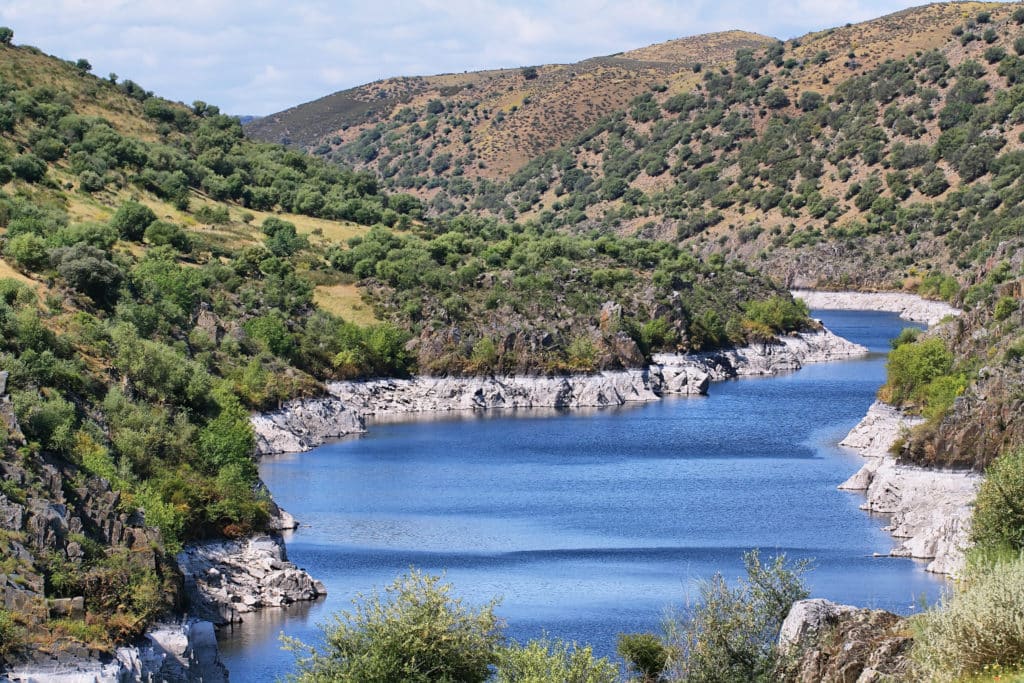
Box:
912;554;1024;680
880;336;954;406
143;220;191;252
496;638;619;683
663;550;810;682
10;154;47;183
617;632;669;682
995;296;1018;321
4;232;49;271
972;449;1024;554
283;570;502;683
743;296;809;333
50;243;123;308
110;200;156;241
0;608;25;659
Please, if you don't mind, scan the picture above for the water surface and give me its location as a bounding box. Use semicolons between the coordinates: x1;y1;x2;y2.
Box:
220;310;942;681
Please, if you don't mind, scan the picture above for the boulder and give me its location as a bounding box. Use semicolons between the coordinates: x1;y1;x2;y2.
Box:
779;600;913;683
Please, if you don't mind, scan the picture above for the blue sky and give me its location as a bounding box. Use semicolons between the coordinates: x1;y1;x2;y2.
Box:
0;1;993;116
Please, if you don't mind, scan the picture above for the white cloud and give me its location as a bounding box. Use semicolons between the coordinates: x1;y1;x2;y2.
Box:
0;1;1005;115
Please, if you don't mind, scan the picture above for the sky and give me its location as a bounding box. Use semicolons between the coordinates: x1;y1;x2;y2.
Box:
0;1;1000;116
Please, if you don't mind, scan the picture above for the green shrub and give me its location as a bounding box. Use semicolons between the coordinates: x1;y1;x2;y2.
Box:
143;220;191;252
995;296;1018;321
743;296;810;333
972;449;1024;554
110;200;156;241
880;336;953;406
617;632;669;682
0;608;25;659
890;326;921;349
4;232;49;271
496;638;619;683
10;153;47;182
912;554;1024;681
663;550;810;682
283;569;502;683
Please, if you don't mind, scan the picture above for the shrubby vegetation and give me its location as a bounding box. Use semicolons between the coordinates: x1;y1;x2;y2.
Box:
912;554;1024;681
662;550;810;682
285;558;809;683
283;570;503;683
879;335;966;420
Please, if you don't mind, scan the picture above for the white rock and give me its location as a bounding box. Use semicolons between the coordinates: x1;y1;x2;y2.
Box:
253;327;867;456
791;290;961;326
839;401;981;575
176;534;325;625
778;598;857;652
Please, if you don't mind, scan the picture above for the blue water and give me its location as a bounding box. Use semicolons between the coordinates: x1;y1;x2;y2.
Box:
219;310;942;681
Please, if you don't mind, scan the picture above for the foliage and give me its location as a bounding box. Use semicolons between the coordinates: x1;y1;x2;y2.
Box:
912;554;1024;681
283;569;502;683
109;200;156;241
616;632;669;682
496;637;620;683
662;550;810;683
879;336;955;407
743;296;810;333
972;449;1024;555
0;608;25;659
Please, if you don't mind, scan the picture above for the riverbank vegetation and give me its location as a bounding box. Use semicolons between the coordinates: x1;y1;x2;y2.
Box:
284;554;809;682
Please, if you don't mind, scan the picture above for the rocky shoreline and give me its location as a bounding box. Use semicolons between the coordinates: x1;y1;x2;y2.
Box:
253;326;867;455
837;401;981;576
791;289;960;325
2;619;228;683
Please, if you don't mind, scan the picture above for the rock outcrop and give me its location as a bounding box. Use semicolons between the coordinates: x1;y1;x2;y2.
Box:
2;619;228;683
791;289;961;325
839;401;981;575
176;535;326;626
251;396;365;455
779;599;913;683
254;327;867;455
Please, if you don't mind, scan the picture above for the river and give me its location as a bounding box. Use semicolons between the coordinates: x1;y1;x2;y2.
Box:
219;309;945;681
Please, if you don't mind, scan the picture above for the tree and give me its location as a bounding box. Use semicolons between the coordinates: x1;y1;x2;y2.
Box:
75;58;92;73
0;27;12;45
663;550;810;682
283;570;502;683
521;66;539;80
50;243;123;308
10;154;47;183
110;200;157;241
798;91;823;112
764;88;790;109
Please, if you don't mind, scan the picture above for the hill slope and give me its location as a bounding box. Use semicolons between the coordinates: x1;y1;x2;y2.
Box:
245;31;775;182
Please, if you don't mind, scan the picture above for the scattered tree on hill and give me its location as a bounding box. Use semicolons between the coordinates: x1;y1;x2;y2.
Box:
110;200;157;241
0;27;12;45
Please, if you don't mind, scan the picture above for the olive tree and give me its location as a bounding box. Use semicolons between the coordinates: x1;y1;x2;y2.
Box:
283;570;503;682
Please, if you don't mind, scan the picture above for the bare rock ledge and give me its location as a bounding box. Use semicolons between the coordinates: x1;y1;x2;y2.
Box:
177;535;326;627
252;327;867;456
791;289;961;326
838;401;981;575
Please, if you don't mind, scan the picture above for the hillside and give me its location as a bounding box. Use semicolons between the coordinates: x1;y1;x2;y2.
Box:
250;2;1024;293
0;30;810;666
245;31;775;182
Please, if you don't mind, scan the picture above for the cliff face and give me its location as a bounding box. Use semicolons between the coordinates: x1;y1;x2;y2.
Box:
0;373;182;655
900;270;1024;471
